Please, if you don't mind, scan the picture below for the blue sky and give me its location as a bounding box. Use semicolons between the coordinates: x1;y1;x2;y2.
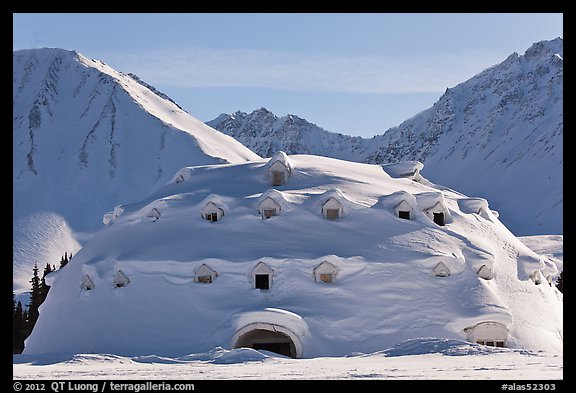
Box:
13;13;563;137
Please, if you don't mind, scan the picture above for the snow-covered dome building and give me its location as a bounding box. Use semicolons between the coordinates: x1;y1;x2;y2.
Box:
25;155;563;358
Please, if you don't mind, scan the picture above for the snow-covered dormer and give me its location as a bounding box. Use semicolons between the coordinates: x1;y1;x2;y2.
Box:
382;161;424;182
477;264;494;280
202;202;225;223
394;200;413;220
251;262;274;290
258;196;282;219
266;151;292;186
322;197;343;220
194;264;218;284
148;207;161;222
529;270;544;285
81;274;95;291
113;270;130;288
457;197;493;221
313;261;338;283
416;192;451;226
432;262;450;277
373;191;417;221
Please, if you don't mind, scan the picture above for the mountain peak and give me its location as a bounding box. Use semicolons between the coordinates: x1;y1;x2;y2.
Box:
207;38;562;236
524;37;563;59
13;47;260;291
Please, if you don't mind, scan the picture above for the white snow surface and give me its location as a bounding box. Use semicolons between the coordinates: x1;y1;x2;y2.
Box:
13;48;259;291
13;338;562;379
518;235;563;273
23;154;562;358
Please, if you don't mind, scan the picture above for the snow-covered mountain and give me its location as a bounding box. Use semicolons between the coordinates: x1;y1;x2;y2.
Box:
208;38;563;237
207;108;369;160
23;153;562;357
13;48;260;291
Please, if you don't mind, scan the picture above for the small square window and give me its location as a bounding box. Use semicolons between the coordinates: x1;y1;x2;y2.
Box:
197;275;212;284
320;273;334;283
326;209;340;220
433;212;445;226
398;210;410;220
255;274;270;290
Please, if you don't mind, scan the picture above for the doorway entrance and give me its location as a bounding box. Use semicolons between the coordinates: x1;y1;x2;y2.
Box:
234;328;297;358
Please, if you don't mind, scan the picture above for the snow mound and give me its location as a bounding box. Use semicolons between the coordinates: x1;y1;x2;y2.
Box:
138;347;273;364
381;161;424;181
23;154;563;357
380;337;538;357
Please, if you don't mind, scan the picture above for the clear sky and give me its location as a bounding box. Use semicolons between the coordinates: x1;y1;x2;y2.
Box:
13;13;563;137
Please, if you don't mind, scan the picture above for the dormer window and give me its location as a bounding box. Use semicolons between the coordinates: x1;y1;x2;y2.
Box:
194;264;218;284
202;202;225;223
313;261;338;284
81;274;95;291
258;196;282;220
322;197;343;220
252;262;274;290
113;270;130;288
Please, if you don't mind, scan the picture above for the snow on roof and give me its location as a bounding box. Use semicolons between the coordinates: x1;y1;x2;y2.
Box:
199;194;230;212
418;254;466;276
103;206;125;225
169;167;196;185
457;197;494;221
415;191;447;210
256;189;291;213
382;161;424;181
415;191;453;224
266;151;292;172
374;190;418;211
314;188;366;216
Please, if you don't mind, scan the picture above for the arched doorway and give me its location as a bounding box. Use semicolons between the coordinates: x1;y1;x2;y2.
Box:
234;328;296;358
232;322;303;358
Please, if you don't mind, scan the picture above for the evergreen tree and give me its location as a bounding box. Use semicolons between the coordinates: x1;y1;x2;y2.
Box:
556;271;563;293
60;252;69;269
39;263;53;304
16;254;69;353
27;262;42;330
13;300;25;353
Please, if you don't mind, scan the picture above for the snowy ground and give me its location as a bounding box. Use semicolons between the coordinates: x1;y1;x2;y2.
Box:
13;339;562;380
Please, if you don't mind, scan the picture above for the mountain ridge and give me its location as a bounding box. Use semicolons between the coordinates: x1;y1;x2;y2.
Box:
207;38;563;236
13;47;260;291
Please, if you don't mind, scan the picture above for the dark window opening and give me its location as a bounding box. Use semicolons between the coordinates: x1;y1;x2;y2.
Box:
263;209;276;219
477;340;505;348
433;212;445;226
255;274;270;290
197;275;212;284
205;213;218;222
234;329;296;358
253;342;291;356
272;172;284;186
326;209;340;220
398;210;410;220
